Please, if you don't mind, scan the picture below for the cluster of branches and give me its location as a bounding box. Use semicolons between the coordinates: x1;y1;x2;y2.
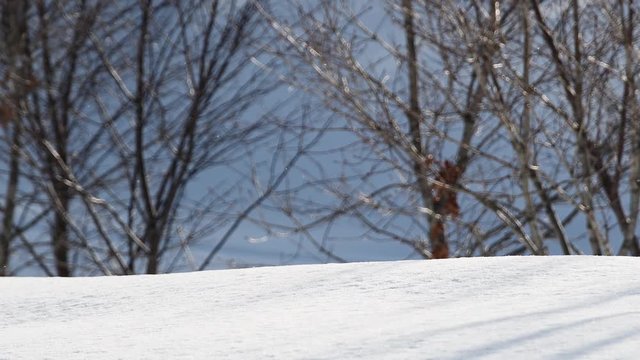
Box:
2;0;639;276
253;0;640;259
0;0;316;276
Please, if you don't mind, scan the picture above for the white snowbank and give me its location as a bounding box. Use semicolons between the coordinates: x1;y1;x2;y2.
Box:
1;256;639;359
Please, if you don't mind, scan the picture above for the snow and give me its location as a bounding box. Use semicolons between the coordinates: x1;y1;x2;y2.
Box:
1;256;639;359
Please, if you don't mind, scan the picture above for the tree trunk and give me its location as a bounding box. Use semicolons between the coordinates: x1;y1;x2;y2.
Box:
0;0;29;275
402;0;446;258
52;182;71;277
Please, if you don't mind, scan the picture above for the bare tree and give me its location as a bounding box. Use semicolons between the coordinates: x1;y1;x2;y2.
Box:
520;0;640;255
1;0;289;275
257;0;640;259
101;0;276;274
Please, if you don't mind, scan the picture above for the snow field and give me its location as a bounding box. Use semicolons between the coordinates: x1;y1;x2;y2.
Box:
1;256;639;359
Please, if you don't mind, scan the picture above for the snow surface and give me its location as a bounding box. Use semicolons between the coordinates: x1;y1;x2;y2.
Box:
1;256;639;359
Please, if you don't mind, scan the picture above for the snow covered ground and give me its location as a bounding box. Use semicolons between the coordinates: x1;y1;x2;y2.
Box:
1;256;639;359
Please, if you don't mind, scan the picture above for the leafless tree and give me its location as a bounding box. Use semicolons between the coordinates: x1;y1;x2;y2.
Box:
519;0;640;255
257;0;640;259
0;0;293;275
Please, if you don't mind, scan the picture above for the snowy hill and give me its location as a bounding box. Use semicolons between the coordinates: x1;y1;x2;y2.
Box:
1;256;639;359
